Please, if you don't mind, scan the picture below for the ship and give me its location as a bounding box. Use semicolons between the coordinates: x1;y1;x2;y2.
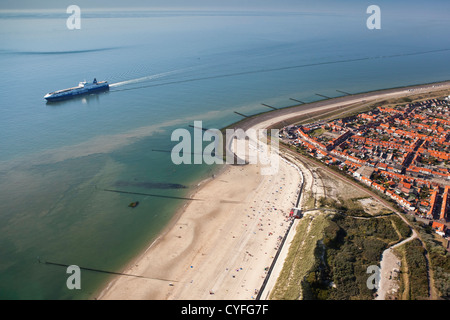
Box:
44;78;109;101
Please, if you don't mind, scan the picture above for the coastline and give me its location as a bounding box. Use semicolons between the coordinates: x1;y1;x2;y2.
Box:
97;103;306;299
94;163;226;299
97;80;450;300
222;80;450;134
98;161;302;299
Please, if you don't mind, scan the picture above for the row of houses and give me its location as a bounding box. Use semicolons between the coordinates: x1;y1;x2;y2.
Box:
285;97;450;226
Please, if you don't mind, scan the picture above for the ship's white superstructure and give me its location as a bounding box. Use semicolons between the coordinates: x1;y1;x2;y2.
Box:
44;78;109;101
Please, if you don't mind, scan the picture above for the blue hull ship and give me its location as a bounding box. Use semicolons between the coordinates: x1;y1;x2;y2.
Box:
44;78;109;101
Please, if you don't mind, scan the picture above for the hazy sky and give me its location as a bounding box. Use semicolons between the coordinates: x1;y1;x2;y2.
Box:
1;0;449;20
0;0;446;11
3;0;339;10
0;0;342;11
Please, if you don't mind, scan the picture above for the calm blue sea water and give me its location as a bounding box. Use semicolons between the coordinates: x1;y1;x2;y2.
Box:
0;6;449;299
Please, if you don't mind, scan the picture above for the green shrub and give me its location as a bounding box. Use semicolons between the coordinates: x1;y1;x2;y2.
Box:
321;215;398;299
403;239;429;300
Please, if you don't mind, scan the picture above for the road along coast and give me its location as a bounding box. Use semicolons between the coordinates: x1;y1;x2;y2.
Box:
98;80;450;300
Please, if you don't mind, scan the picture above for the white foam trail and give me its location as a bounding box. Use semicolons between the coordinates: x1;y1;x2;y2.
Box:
109;68;192;88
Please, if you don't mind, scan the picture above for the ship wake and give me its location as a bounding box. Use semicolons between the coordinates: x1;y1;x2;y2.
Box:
109;68;193;88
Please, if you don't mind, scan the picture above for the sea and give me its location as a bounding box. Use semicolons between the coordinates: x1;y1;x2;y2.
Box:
0;5;449;299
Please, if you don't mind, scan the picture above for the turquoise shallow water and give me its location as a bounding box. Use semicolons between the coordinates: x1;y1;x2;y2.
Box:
0;6;450;299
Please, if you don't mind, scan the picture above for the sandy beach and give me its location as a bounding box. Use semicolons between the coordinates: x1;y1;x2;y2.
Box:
98;110;303;299
98;81;450;300
99;159;301;300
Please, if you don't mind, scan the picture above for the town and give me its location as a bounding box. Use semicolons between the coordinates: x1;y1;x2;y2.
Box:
281;96;450;238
